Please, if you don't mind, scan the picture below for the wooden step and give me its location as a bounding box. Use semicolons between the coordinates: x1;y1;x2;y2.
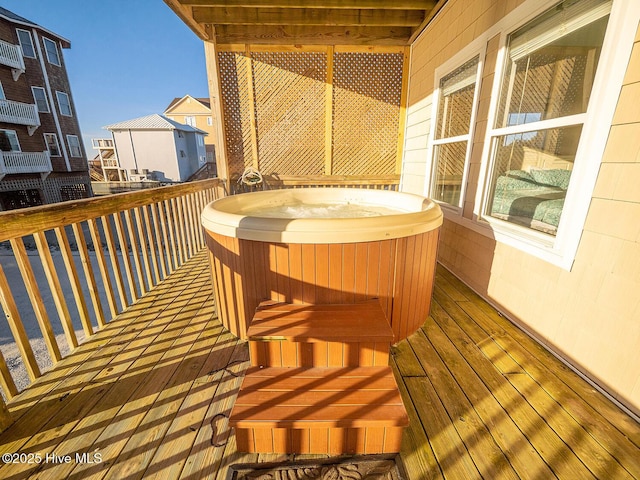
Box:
248;300;395;343
230;366;408;454
248;300;395;367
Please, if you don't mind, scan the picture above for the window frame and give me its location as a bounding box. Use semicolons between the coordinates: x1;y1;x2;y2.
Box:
55;91;72;116
184;116;196;127
471;0;639;268
66;134;82;157
31;86;50;113
427;51;484;212
0;129;21;152
16;29;36;59
43;37;61;66
44;133;61;157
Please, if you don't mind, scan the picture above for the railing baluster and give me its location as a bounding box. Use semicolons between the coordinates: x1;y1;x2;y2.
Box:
185;193;197;257
172;197;187;266
159;200;176;275
9;237;62;363
0;347;18;400
33;231;79;350
101;214;129;310
150;203;168;280
54;227;94;339
133;207;154;291
88;218;118;318
71;222;106;329
123;209;147;296
112;211;139;303
0;263;41;382
142;205;161;285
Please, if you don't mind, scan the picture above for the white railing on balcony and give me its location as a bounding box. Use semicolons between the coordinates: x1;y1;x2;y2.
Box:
92;138;114;148
0;39;25;79
0;100;40;132
0;151;51;177
102;158;119;168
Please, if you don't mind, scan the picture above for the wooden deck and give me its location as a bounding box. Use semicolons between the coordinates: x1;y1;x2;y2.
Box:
0;250;638;479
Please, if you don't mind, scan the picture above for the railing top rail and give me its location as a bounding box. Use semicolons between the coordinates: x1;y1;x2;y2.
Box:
0;178;220;242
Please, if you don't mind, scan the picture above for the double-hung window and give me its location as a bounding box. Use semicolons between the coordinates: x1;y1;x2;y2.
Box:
43;38;61;66
430;56;481;209
484;0;611;236
16;29;35;58
66;135;82;157
32;87;50;113
0;130;21;152
56;91;72;116
44;133;61;156
184;116;196;127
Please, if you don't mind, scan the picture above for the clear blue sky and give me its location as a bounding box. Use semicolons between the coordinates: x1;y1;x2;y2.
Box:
0;0;209;156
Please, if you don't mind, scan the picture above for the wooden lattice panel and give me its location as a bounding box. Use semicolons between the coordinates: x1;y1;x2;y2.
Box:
218;51;255;177
252;51;326;176
332;52;404;176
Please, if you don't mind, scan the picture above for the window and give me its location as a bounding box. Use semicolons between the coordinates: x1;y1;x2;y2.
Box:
184;116;196;127
207;116;213;126
43;38;61;66
430;56;481;208
0;82;5;100
0;130;21;152
32;87;50;113
484;0;611;236
16;29;35;58
66;135;82;157
197;134;204;147
44;133;61;156
56;91;72;116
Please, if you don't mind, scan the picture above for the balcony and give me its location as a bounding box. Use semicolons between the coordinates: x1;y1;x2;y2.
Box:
0;39;25;80
92;138;114;149
0;178;637;478
0;100;40;134
0;150;51;180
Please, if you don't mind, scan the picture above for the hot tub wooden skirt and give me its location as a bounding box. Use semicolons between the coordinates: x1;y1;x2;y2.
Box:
205;228;439;342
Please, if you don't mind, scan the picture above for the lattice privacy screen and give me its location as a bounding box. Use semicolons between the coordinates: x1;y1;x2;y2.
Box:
218;48;405;178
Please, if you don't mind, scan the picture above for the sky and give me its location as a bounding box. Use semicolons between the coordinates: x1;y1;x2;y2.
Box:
0;0;209;157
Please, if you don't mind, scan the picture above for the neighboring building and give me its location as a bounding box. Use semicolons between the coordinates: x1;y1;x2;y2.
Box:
0;7;90;211
102;113;207;183
164;94;217;173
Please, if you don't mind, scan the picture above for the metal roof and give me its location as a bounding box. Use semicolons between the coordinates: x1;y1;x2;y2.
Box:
103;114;207;134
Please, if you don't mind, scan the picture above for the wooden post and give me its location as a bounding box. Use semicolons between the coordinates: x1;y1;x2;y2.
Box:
324;46;334;176
396;46;411;176
204;25;229;181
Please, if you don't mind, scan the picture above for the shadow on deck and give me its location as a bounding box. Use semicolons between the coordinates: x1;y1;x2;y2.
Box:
0;250;638;479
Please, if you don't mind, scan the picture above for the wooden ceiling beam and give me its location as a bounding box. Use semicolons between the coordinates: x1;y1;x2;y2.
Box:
192;7;424;26
215;25;412;45
164;0;210;39
179;0;434;10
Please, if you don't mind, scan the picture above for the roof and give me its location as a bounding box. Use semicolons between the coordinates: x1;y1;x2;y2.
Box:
0;6;71;48
165;95;211;112
163;0;446;46
103;114;207;134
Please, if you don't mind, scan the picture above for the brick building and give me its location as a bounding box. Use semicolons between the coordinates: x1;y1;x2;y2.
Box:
0;7;90;211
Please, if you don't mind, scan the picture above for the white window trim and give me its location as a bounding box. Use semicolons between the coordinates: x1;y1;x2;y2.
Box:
16;29;36;58
470;0;640;270
44;133;61;157
425;40;486;213
43;37;61;66
66;134;82;157
0;129;21;152
31;86;50;113
55;91;72;116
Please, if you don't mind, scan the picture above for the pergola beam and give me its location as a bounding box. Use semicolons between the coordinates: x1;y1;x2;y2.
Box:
180;0;434;10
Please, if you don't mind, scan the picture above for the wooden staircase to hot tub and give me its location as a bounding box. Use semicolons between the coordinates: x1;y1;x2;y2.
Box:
229;300;408;454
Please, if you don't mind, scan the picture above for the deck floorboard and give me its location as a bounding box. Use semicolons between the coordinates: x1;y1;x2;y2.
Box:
0;251;638;479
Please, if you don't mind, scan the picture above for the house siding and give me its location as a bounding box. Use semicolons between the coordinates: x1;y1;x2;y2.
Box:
404;0;640;414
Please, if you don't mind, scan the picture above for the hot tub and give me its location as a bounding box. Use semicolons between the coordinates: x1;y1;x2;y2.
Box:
201;188;442;342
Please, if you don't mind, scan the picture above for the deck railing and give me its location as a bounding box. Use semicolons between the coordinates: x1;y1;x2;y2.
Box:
0;99;40;129
0;179;223;429
230;174;401;194
0;151;51;179
0;39;25;78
